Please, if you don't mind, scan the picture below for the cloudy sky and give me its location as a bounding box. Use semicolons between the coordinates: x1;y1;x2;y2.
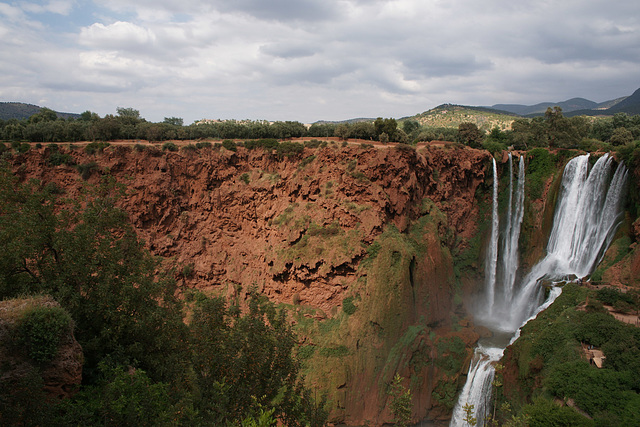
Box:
0;1;638;124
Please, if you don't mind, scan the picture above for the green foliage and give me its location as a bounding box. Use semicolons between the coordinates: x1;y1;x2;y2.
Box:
431;379;458;410
75;161;99;180
522;397;593;427
299;155;316;168
240;172;250;184
84;141;110;154
17;305;72;364
435;336;467;375
457;122;484;148
222;139;237;151
47;148;75;166
342;296;357;315
526;148;555;199
195;141;212;149
387;374;412;427
462;403;477;426
276;141;304;158
244;138;279;150
189;292;324;426
162;141;178;151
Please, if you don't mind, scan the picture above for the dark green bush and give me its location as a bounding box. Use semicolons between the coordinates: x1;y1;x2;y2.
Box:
134;143;146;152
162;142;178;152
342;296;356;315
47;150;75;166
84;142;110;154
195;141;212;149
222;139;237;151
239;173;250;184
18;306;72;364
276;141;304;158
76;161;99;180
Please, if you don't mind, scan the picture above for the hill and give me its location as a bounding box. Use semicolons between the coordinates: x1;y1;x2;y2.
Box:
0;102;80;121
491;88;640;117
492;97;599;116
406;104;519;131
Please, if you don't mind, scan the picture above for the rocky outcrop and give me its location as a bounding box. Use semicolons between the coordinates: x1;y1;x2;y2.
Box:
11;143;490;313
0;296;83;399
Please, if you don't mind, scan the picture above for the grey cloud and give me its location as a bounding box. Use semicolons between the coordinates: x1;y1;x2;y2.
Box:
213;0;338;22
259;43;318;59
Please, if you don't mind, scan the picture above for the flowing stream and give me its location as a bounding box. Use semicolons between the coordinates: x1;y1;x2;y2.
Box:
450;153;628;426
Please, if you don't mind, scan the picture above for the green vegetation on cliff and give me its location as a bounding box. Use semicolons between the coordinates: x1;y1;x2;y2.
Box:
494;284;640;426
0;167;325;426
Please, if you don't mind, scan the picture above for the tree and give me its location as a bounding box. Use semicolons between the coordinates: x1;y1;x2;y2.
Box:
402;119;420;136
163;117;184;126
116;107;141;120
387;374;412;427
374;117;398;142
335;123;351;141
0;170;188;383
458;122;484;148
462;403;477;426
609;127;633;146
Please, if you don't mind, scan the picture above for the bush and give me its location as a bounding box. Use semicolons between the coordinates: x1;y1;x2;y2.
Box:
18;306;72;364
276;141;304;158
342;296;357;315
134;144;146;152
84;142;110;154
239;173;250;184
76;161;99;180
162;142;178;152
195;141;212;149
222;139;237;151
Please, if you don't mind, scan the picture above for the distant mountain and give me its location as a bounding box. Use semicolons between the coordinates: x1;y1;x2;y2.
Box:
0;102;80;121
490;88;640;118
492;98;599;116
312;118;375;125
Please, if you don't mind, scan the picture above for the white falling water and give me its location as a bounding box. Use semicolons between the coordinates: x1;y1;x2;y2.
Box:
484;158;499;316
450;153;628;426
500;156;525;304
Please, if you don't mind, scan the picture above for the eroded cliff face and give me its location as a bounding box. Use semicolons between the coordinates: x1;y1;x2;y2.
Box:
9;141;491;424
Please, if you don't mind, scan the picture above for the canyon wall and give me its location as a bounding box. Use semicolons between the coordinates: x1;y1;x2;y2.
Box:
9;141;492;424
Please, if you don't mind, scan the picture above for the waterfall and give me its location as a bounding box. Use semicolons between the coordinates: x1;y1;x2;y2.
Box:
500;156;525;304
450;153;628;426
484;158;499;316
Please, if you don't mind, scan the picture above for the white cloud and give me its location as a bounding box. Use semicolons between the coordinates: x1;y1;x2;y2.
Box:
21;1;75;15
0;0;638;123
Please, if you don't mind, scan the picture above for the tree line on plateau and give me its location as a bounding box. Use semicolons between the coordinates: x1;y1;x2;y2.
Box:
2;106;638;149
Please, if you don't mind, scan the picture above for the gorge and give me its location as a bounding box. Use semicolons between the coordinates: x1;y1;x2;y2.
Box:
1;140;639;426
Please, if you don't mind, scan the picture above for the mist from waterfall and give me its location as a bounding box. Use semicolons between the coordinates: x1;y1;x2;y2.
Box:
450;153;628;426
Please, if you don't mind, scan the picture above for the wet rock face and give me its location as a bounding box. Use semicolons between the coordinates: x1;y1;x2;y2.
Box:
12;143;490;313
0;296;83;399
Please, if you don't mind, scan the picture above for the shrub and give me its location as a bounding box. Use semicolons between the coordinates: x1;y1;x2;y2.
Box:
84;141;110;154
162;142;178;152
222;139;237;151
342;296;357;315
76;161;99;180
195;141;212;149
299;155;316;168
134;143;146;152
18;306;72;364
239;173;250;184
245;138;279;151
276;141;304;158
181;144;198;152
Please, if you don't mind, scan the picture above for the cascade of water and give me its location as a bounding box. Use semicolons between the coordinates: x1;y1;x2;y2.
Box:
508;154;628;329
450;153;628;426
484;159;499;315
